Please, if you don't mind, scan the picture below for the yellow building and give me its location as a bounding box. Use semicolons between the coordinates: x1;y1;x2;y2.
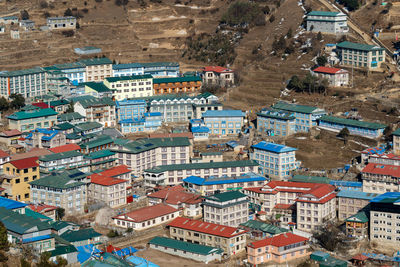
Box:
1;157;39;201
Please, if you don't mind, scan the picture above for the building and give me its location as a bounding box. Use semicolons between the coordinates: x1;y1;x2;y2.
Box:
112;63;144;77
144;160;259;187
0;196;27;213
153;76;202;95
83;82;113;98
239;220;288;239
345;211;369;239
203;110;245;136
58;112;86;125
28;203;58;221
0;16;19;24
112;203;180;230
29;170;87;214
306;11;348;33
19;20;35;31
52;62;86;86
85;149;117;171
0;129;22;146
142;62;179;77
336;41;385;69
116;99;147;121
148;237;223;264
168;217;247;256
393;128;400;155
251;141;298;179
203;191;248;227
0;150;10;170
74;46;101;55
244;181;336;232
318;116;386;138
7;105;58;132
247;233;309;265
79;135;114;154
104;74;153;100
336;190;378;221
24;128;66;149
0;67;47;98
47;16;76;30
361;163;400;193
119;112;162;134
73;96;116;127
183;172;267;196
79;57;113;82
88;172;128;208
60;228;102;247
256;108;296;137
370;192;400;247
1;157;39;201
311;66;349;87
39;150;89;173
202;66;234;87
272;102;326;133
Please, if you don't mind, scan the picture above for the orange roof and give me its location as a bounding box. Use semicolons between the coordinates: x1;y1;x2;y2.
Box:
0;129;22;137
99;165;131;178
91;175;127;186
49;143;81;153
168;217;247;238
148;185;202;205
113;204;179;223
312;66;346;74
148;132;193;139
9;157;38;169
202;66;233;73
0;149;9;158
248;233;308;249
28;203;58;213
11;148;52;161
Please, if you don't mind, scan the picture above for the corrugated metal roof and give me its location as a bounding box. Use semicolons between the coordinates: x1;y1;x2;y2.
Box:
149;236;223;255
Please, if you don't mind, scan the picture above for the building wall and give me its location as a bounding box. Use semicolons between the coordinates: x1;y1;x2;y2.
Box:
312;71;349;87
47;17;76;30
8;115;57;132
88;182;127;208
394;135;400;155
0;71;47;98
203;201;248;227
74;102;116;127
3;162;39;201
256;116;296;137
296;198;336;232
114;210;180;230
338;47;385;69
337;197;370;221
204;116;243;136
306;14;348;33
184;180;265;196
318;120;384;138
247;243;309;265
202;71;234;87
251;148;297;179
112;67;144;77
86;64;112;82
149;243;222;263
153;81;202;95
370;210;400;247
362;173;400;193
105;77;153;100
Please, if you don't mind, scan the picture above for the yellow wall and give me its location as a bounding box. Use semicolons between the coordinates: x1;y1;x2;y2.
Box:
3;162;40;202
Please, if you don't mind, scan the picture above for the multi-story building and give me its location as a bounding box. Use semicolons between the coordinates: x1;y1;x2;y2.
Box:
116;99;147;120
370;192;400;247
144;160;259;187
0;67;47;98
0;129;22;146
29;169;88;214
85;149;117;171
58;112;86;125
251;141;298;179
168;217;247;256
247;233;309;265
201;66;235;87
336;190;378;221
1;157;39;201
345;211;369;239
79;135;114;154
183;172;267;196
47;16;76;30
119;112;162;134
318;115;386;138
142;62;179;77
7;105;58;131
203;110;245;136
73;96;116;127
272;102;326;133
393;128;400;155
256;108;296;137
361;163;400;193
203;191;248;227
336;41;385;69
52;62;86;86
244;181;336;232
104;74;153;101
83;82;113;98
24;128;66;149
112;137;191;177
79;57;113;82
311;66;349;87
306;11;348;33
88;172;128;208
153;76;202;95
112;63;144;77
39;150;89;173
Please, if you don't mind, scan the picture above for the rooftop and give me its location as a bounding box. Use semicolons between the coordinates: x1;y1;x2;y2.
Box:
204;190;247;202
307;11;341;16
105;74;153;83
0;67;45;78
345;211;368;223
248;232;308;248
78;57;112;66
337;190;379;200
337;41;384;52
145;160;258;173
114;137;191;154
370;192;400;204
252;141;297;153
291;175;330;184
49;143;81;153
39;150;82;162
319;115;387;130
147;185;201;205
85;149;115;160
239;220;288;235
202;110;245;118
75;96;115;108
7;108;58;120
9;157;38;169
202;66;233;73
112;63;143;70
312;66;347;74
149;237;223;255
83;82;112;93
183;172;266;186
90;175;127;186
0;207;52;235
29;170;86;189
60;228;102;242
257;108;295;120
80;135;113;150
272;101;324;114
0;197;27;210
113;203;178;223
0;129;22;137
153;76;202;84
74;121;103;132
362;163;400;177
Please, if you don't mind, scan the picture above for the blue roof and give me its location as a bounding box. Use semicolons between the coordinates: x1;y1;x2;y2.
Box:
113;246;137;257
76;244;102;264
22;234;52;244
191;126;210;133
252;141;297;153
119;118;145;124
190;119;203;124
144;112;162;117
337;190;379;200
0;197;27;210
370;192;400;203
330;180;362;187
126;256;159;267
202;110;245;118
116;99;147;107
183;172;266;185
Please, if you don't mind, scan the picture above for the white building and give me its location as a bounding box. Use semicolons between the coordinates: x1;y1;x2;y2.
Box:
103;74;153;101
306;11;348;34
47;17;76;30
73;96;116;128
311;66;349;87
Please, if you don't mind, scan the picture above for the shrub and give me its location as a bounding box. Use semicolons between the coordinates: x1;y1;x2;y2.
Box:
64;8;72;16
316;55;327;66
221;1;264;26
115;0;129;5
20;10;29;20
82;8;89;13
62;30;75;37
269;14;275;23
39;1;48;8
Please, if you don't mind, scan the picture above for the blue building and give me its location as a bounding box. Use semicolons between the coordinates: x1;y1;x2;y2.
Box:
112;63;144;77
119;112;162;134
116;99;147;121
251;141;298;179
52;62;86;85
142;62;179;77
144;112;162;131
272;102;326;132
202;110;245;136
256;108;296;137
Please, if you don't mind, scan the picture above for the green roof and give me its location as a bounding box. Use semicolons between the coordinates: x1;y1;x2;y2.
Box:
393;128;400;136
25;208;53;222
272;102;324;114
50;99;69;106
60;228;102;242
133;92;215;103
7;108;58;120
345;211;368;223
53;62;85;70
74;121;103;132
50;245;77;257
319;256;348;267
78;57;112;66
80;135;113;150
58;112;85;122
204;190;247;202
29;171;86;189
39;150;83;162
141;62;179;67
149;236;223;255
291;175;330;184
53;122;75;131
319;115;387;130
85;149;115;159
75;96;115;108
84;82;112;93
145;160;259;173
239;220;288;235
337;41;384;52
307;11;341;16
113;137;190;154
153;76;202;84
105;74;152;83
50;221;79;231
0;67;45;77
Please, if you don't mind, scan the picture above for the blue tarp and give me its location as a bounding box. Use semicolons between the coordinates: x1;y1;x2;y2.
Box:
126;256;159;267
112;246;137;257
76;244;101;264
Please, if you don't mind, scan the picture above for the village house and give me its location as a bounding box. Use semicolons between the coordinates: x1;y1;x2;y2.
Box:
144;160;260;187
24;128;66;149
79;135;114;154
345;211;369;239
203;191;249;227
306;11;348;33
153;76;202;95
256;108;296;137
7;105;58;132
60;228;103;247
39;150;89;173
88;173;128;208
103;74;153;101
361;163;400;193
142;62;179;77
113;203;180;230
168;217;247;256
202;110;245;136
112;63;144;77
19;20;35;31
73;121;104;135
116;99;147;121
52;62;86;85
85;149;117;171
247;233;310;265
0;129;22;146
336;190;378;221
239;220;288;239
74;46;102;55
73;96;116;127
311;66;349;87
79;57;113;82
47;16;76;30
119;112;163;134
336;41;385;69
57;112;86;125
28;203;58;221
0;16;19;24
201;66;235;87
83;82;113;98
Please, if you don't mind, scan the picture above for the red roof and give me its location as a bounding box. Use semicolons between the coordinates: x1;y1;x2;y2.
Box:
113;204;179;223
0;149;9;158
9;157;38;169
274;204;293;210
148;185;202;205
91;175;127;186
248;233;308;249
49;143;81;153
202;66;233;73
99;165;131;178
106;245;121;253
351;254;369;261
167;217;247;238
0;129;22;137
362;163;400;177
28;203;58;213
148;132;194;139
32;102;52;109
312;66;346;74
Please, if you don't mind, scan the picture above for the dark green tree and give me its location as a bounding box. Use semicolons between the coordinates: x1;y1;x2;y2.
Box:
316;55;327;66
20;258;31;267
0;97;9;111
0;222;8;251
287;75;303;91
9;94;25;109
20;10;30;20
56;208;65;221
64;8;73;16
66;101;74;113
338;127;350;144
